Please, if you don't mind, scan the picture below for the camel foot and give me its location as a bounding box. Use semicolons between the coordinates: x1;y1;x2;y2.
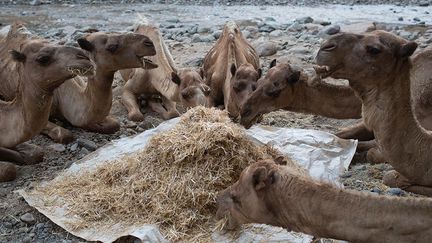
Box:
161;110;180;120
128;111;145;122
84;117;121;134
383;170;432;197
0;161;17;182
14;143;44;165
336;122;374;141
43;124;74;144
366;147;386;164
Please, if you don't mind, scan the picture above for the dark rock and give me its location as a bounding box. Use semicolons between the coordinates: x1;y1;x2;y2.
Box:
259;25;276;33
255;42;277;57
321;25;340;35
166;18;180;23
70;143;78;152
419;1;429;6
212;30;222;39
413;17;421;22
387;187;405;196
30;0;41;5
48;144;66;153
295;16;314;24
77;138;97;151
370;187;382;194
398;17;404;21
20;213;35;224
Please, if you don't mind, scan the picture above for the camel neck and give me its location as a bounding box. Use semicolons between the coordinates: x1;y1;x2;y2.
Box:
359;61;432;185
86;68;115;95
268;173;432;242
288;81;362;119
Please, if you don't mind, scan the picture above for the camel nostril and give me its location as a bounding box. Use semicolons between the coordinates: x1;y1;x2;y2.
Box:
322;43;336;51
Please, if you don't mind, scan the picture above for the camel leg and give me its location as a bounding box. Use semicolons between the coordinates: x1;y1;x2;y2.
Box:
83;116;120;134
41;121;74;144
122;89;144;122
0;161;17;182
366;146;387;164
383;170;432;196
0;143;44;165
336;121;375;141
148;99;179;120
357;140;377;152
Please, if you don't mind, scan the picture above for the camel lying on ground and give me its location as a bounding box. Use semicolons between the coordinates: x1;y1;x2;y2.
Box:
43;31;157;143
316;30;432;196
0;38;94;182
217;159;432;242
202;21;261;118
121;23;210;121
239;60;362;129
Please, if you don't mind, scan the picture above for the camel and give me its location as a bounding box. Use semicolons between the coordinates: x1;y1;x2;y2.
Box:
315;30;432;196
239;60;362;129
121;23;210;121
0;39;94;182
42;31;157;143
202;21;261;118
217;159;432;242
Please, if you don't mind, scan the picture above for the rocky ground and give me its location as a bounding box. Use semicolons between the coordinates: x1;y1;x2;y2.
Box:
0;2;431;243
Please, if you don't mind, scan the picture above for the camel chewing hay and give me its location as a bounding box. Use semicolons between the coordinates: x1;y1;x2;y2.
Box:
38;107;290;241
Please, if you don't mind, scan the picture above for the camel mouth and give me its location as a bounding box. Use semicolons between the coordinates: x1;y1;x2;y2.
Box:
240;113;262;129
318;64;342;78
67;65;94;77
140;57;158;70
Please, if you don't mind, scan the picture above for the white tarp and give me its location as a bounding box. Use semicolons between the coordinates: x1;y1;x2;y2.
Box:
19;118;357;243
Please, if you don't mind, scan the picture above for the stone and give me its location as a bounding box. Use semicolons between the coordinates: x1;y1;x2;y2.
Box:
255;42;278;57
288;46;311;55
191;34;202;43
387;187;405;196
200;35;215;43
70;143;78;152
370;187;382;194
269;29;283;37
30;0;41;5
398;16;404;21
212;30;222;39
166;17;180;23
321;25;340;35
319;21;331;26
20;213;35;224
264;17;276;22
259;25;276;33
419;1;429;6
295;16;314;24
413;17;421;22
287;22;304;32
77;138;97;151
80;147;90;156
197;27;211;33
48;144;66;152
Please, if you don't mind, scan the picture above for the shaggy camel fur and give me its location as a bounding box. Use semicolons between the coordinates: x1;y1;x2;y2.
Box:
240;60;362;129
121;24;210;121
217;160;432;242
202;21;261;118
316;30;432;196
0;39;94;182
42;31;157;143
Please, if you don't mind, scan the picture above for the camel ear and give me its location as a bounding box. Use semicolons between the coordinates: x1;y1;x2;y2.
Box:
10;50;26;62
269;59;277;68
252;166;276;191
77;38;94;52
230;64;237;76
287;70;301;84
398;42;417;58
171;72;181;85
257;68;262;79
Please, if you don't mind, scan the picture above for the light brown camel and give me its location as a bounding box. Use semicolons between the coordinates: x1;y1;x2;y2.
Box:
217;159;432;242
121;23;210;121
239;60;362;129
316;30;432;196
42;31;157;143
202;21;261;118
0;40;94;182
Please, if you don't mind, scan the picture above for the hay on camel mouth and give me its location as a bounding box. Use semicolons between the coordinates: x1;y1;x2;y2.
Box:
36;107;293;241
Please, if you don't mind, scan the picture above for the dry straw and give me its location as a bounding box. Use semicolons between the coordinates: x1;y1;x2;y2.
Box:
38;107;290;241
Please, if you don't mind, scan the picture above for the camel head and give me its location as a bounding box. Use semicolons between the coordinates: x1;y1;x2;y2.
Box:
240;60;300;129
216;159;280;229
77;32;157;72
316;30;418;87
221;21;244;40
175;69;210;108
10;40;94;92
228;63;262;118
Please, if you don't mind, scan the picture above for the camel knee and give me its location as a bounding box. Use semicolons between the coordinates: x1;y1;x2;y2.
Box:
366;147;386;164
14;143;44;165
0;162;17;182
87;117;120;134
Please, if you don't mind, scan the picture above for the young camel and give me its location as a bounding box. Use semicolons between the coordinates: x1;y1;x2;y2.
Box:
43;31;157;143
316;30;432;196
0;40;94;182
239;60;362;129
217;159;432;242
121;24;210;121
202;21;261;118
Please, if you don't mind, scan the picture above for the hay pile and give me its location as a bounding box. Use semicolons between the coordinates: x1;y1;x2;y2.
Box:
38;107;291;241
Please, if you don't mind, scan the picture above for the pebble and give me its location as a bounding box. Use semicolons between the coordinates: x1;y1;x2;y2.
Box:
398;16;404;21
80;147;90;156
197;27;211;33
419;1;429;6
48;144;66;152
259;25;276;33
77;138;97;151
166;17;180;23
29;0;41;5
70;143;78;152
387;187;405;196
413;17;421;22
321;25;340;35
370;187;382;194
255;42;278;57
212;30;222;39
20;213;35;224
287;22;304;32
269;29;283;37
295;16;314;24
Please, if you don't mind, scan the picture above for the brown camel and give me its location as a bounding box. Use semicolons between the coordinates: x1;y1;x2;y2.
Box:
202;21;261;118
0;39;94;182
240;60;362;129
121;23;210;121
42;31;157;143
217;160;432;242
316;30;432;196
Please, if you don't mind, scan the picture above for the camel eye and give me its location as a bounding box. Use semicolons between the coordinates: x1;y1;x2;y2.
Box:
232;195;241;205
366;45;381;55
36;55;51;65
143;40;153;47
252;84;257;91
106;44;119;53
